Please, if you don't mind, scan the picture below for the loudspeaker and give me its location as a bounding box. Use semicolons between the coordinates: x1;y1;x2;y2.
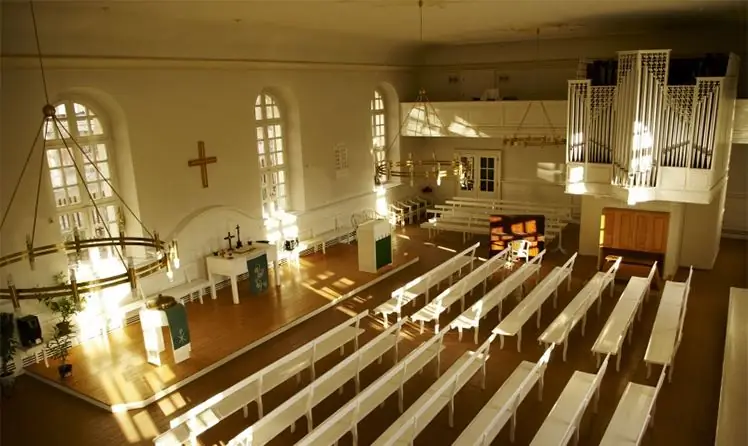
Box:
17;315;42;348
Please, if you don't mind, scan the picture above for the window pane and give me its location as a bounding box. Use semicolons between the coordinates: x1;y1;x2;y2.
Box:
261;174;267;185
73;103;87;116
255;95;262;106
275;138;283;151
85;164;98;182
100;182;112;199
487;182;495;192
272;106;280;118
259;156;266;169
96;144;108;161
255;106;263;121
273;125;282;137
257;140;265;154
268;139;275;151
77;119;91;136
88;182;101;199
278;170;285;183
55;119;70;137
255;127;264;140
53;189;66;207
44;124;58;141
55;104;67;118
97;163;110;179
267;125;275;138
271;172;278;185
276;152;284;166
90;118;103;135
278;184;286;198
61;150;74;166
50;168;64;187
266;106;274;119
67;186;80;204
480;157;487;168
64;167;78;185
269;153;276;166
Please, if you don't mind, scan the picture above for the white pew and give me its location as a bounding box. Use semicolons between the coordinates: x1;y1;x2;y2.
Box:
154;311;368;446
715;287;748;446
494;253;578;352
375;242;479;326
225;318;407;446
599;366;668;446
529;355;609;446
145;262;210;305
539;258;621;361
299;214;355;255
294;329;448;446
373;336;494;445
453;345;554;445
411;247;511;334
450;250;546;344
591;263;657;371
449;196;571;212
644;267;693;382
444;199;572;220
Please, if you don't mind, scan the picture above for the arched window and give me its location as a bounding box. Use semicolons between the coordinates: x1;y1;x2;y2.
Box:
255;92;288;217
371;89;387;182
43;101;120;242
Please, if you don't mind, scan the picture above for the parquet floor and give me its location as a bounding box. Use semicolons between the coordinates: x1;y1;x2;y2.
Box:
22;237;417;408
1;226;746;446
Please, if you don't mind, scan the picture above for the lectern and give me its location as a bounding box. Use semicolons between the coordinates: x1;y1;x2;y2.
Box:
357;219;392;273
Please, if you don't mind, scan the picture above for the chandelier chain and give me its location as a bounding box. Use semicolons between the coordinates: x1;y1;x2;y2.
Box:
0;121;44;233
29;0;50;105
30;120;50;247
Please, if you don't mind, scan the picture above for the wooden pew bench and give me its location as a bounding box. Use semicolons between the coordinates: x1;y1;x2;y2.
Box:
372;339;492;445
715;287;748;446
494;253;577;352
644;267;692;381
599;367;668;446
374;242;478;326
411;247;510;333
155;312;368;446
453;346;554;445
591;263;656;371
450;250;546;344
539;259;620;361
224;318;406;446
293;331;448;446
529;355;609;446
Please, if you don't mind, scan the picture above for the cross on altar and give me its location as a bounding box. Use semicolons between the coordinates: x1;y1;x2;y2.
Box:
224;232;235;250
187;141;217;188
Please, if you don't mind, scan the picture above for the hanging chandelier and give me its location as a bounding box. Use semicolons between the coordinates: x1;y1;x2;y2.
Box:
0;3;179;309
374;1;466;187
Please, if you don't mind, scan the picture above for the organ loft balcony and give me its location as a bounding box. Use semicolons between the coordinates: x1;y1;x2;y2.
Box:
565;50;740;205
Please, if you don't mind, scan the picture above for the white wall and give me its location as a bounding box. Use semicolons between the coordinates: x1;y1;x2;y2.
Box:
0;58;414;292
418;29;748;101
724;144;748;237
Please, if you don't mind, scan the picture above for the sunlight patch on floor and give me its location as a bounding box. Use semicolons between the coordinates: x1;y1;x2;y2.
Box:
336;306;359;318
132;410;159;440
100;373;126;408
437;245;457;253
301;283;339;300
113;412;142;443
144;371;165;394
157;392;188;417
317;271;335;280
395;234;411;240
156;365;176;383
331;277;355;289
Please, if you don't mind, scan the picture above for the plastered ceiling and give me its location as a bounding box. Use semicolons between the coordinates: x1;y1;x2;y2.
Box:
1;0;746;62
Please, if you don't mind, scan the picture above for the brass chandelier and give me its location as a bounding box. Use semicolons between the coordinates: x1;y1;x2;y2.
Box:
0;2;179;309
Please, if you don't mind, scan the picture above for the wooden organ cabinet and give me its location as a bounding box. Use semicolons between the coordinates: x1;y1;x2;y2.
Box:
599;208;669;279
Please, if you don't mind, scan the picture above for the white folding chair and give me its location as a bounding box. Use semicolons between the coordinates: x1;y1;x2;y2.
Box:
510;240;530;263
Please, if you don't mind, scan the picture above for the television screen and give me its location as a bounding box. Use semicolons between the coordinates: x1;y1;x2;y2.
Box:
489;215;546;258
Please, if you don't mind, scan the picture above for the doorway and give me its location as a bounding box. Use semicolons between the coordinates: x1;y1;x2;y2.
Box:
455;151;501;199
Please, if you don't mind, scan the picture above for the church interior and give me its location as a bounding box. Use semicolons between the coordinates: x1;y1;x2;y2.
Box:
1;1;747;445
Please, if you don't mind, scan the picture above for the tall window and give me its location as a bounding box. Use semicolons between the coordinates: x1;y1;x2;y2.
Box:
255;92;288;217
43;101;120;243
371;90;387;182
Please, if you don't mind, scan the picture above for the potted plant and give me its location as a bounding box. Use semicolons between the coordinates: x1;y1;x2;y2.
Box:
0;312;19;395
39;295;85;337
47;329;72;379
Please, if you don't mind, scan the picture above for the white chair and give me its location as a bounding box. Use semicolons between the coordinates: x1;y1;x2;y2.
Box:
511;240;530;263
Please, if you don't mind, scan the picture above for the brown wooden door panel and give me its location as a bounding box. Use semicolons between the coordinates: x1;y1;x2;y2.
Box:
602;209;616;247
617;211;636;249
650;215;669;253
600;207;669;253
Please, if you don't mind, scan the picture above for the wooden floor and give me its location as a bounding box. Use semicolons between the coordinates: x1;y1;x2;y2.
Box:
1;226;746;446
23;238;417;409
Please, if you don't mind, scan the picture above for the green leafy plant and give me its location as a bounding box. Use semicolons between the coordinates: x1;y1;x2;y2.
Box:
47;329;71;369
39;295;85;336
0;313;18;377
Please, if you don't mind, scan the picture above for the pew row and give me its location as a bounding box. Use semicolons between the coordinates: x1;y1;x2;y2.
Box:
452;345;554;445
591;263;657;371
153;311;368;446
715;287;748;446
372;337;493;445
411;247;511;334
494;253;578;351
294;329;448;446
539;258;620;361
374;242;479;326
420;212;564;245
599;366;668;446
529;355;609;446
225;317;407;446
450;250;545;344
643;267;692;382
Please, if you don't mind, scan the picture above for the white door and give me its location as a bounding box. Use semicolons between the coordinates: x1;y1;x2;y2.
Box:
455;151;501;199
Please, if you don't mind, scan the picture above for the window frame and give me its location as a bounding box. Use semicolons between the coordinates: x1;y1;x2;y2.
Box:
255;92;289;218
371;89;387;183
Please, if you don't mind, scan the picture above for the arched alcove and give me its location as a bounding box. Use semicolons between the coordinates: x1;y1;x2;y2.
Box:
376;82;401;173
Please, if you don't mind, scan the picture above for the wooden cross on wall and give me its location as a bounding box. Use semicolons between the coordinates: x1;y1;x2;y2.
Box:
188;141;218;188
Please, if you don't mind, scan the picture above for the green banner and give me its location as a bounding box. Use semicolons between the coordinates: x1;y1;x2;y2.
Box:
165;304;191;351
247;254;269;295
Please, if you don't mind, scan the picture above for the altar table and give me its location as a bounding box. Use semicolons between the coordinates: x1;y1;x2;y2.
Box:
206;243;279;304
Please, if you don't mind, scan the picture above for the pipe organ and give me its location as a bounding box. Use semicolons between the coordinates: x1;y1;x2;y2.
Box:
566;50;740;205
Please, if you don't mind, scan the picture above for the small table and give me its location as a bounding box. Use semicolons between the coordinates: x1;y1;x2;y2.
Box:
206;244;279;304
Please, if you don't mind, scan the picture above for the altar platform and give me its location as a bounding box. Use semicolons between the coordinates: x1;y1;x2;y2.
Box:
23;241;420;413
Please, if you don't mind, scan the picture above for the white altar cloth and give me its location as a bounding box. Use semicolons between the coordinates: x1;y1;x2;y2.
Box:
206;243;279;304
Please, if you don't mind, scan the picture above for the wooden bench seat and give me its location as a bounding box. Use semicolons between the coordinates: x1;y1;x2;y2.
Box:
374;242;478;326
529;355;609;446
599;367;667;446
453;346;553;445
643;267;692;381
715;287;748;446
155;312;368;446
494;253;577;352
539;259;620;361
450;251;545;344
294;331;448;446
411;247;511;333
224;318;405;446
591;263;656;371
372;340;492;445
